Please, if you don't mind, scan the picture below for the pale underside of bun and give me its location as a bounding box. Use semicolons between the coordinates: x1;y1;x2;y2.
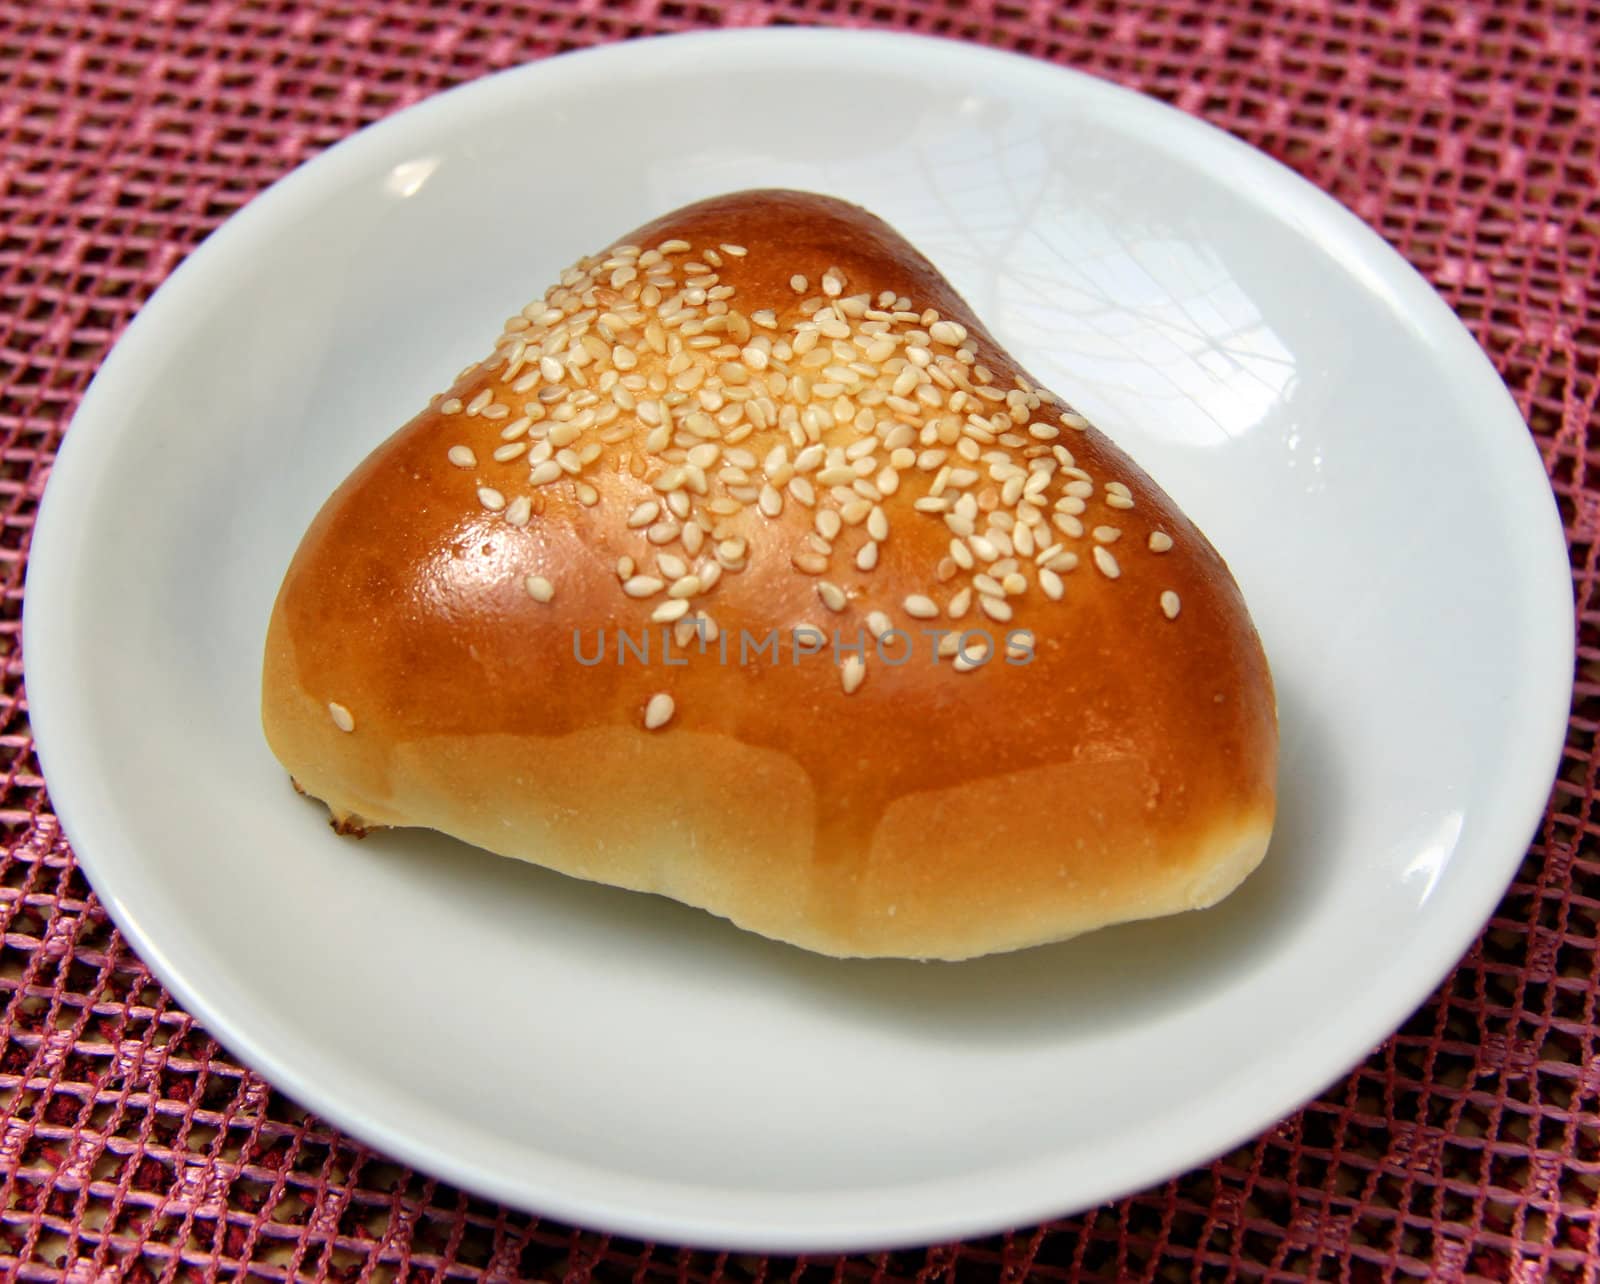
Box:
262;189;1277;960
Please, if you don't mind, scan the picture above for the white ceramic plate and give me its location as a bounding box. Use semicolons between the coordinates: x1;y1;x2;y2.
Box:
25;30;1572;1252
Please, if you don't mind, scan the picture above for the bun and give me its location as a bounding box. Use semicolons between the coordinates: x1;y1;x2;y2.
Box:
261;190;1277;960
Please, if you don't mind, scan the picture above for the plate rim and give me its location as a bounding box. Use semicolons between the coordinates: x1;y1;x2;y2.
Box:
21;26;1575;1252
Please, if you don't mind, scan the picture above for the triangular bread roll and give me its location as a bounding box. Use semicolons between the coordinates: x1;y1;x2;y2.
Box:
262;190;1276;960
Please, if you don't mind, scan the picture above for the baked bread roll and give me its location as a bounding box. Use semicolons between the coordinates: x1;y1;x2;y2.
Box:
261;190;1276;960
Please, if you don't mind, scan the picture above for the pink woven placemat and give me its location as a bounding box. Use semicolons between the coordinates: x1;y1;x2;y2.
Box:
2;0;1595;1279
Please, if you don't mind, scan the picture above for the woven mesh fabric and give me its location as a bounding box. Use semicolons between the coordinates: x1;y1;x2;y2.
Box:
1;0;1596;1278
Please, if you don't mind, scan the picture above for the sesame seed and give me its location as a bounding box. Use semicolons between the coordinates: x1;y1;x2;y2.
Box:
928;320;968;346
1093;546;1121;579
855;541;879;570
328;702;355;733
525;575;554;603
651;599;690;623
903;594;939;619
1161;590;1181;619
667;575;702;599
790;275;808;293
1106;493;1136;510
1040;567;1065;600
721;243;747;257
841;655;866;694
1149;531;1174;553
505;496;532;527
818;581;847;612
477;487;506;512
628;501;660;529
440;398;463;415
644;693;675;730
680;520;706;555
447;444;476;468
529;460;563;486
467;389;493;415
623;575;664;598
1093;525;1122;543
493;442;528;463
659;239;691;254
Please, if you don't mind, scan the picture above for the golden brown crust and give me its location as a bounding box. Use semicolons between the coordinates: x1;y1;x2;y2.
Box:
261;190;1277;959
